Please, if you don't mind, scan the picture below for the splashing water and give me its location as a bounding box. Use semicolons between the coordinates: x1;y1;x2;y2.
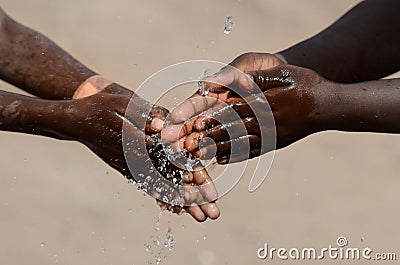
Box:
145;212;176;265
224;16;234;34
198;69;211;96
164;228;175;250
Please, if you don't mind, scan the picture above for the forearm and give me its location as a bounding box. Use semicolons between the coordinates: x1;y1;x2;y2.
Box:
0;90;69;139
0;7;96;99
315;78;400;133
279;0;400;83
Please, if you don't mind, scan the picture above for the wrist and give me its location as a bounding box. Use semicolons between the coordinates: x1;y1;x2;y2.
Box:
73;75;113;99
307;80;347;133
273;53;288;64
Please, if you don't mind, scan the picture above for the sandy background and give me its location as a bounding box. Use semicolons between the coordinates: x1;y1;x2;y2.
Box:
0;1;399;264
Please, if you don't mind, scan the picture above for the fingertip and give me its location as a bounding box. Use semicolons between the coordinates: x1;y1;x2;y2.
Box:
203;68;236;91
194;117;206;131
193;169;218;202
184;132;200;152
186;204;207;222
238;73;257;92
201;203;220;220
160;124;185;143
182;172;194;183
151;117;164;132
171;100;195;123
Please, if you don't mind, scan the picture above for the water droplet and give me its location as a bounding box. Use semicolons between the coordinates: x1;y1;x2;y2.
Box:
156;257;161;264
224;16;235;34
203;235;207;240
198;69;211;96
164;228;175;250
40;242;45;247
145;244;152;252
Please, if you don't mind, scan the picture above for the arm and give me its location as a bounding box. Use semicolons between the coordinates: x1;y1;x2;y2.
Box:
0;7;220;221
0;89;220;221
0;90;65;137
165;65;400;163
280;0;400;83
201;0;400;95
0;7;95;99
315;79;400;133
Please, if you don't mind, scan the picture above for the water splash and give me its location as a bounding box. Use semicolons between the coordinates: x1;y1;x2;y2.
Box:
198;69;211;96
164;228;175;250
224;16;234;34
145;212;176;265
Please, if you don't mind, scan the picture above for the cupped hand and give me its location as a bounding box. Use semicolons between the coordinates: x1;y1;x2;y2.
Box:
164;65;331;164
60;84;220;222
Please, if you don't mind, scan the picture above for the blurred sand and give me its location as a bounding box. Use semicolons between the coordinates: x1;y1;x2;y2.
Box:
0;1;399;264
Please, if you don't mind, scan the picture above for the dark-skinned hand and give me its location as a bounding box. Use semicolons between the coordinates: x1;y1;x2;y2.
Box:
163;65;331;164
60;84;220;222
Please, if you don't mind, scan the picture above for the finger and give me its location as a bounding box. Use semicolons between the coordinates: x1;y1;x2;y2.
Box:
216;132;276;164
193;92;275;133
199;202;220;220
202;66;239;92
200;117;262;147
192;101;240;132
146;105;169;133
192;167;218;202
203;65;259;93
183;183;197;203
247;68;293;92
185;117;262;156
180;184;220;220
214;135;261;163
168;136;186;153
170;94;219;123
161;122;193;143
184;132;203;153
186;204;207;222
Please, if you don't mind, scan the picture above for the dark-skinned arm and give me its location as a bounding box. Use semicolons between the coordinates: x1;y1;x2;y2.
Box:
166;65;400;163
200;0;400;96
0;7;96;99
279;0;400;83
0;7;220;221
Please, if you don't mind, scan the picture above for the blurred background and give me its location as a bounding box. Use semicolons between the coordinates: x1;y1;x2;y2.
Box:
1;1;399;264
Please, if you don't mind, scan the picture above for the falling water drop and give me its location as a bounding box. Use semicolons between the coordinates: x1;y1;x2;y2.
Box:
224;16;235;34
164;228;175;250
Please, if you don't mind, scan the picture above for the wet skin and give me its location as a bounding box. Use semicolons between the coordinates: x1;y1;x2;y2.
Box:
0;8;219;222
164;0;400;164
166;65;400;164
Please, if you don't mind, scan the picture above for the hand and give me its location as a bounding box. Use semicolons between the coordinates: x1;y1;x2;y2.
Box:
164;65;331;164
201;52;286;94
60;84;220;222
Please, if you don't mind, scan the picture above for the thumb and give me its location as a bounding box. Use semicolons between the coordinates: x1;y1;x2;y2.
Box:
247;66;293;92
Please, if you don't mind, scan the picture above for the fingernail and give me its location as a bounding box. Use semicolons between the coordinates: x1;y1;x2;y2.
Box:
151;117;164;131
